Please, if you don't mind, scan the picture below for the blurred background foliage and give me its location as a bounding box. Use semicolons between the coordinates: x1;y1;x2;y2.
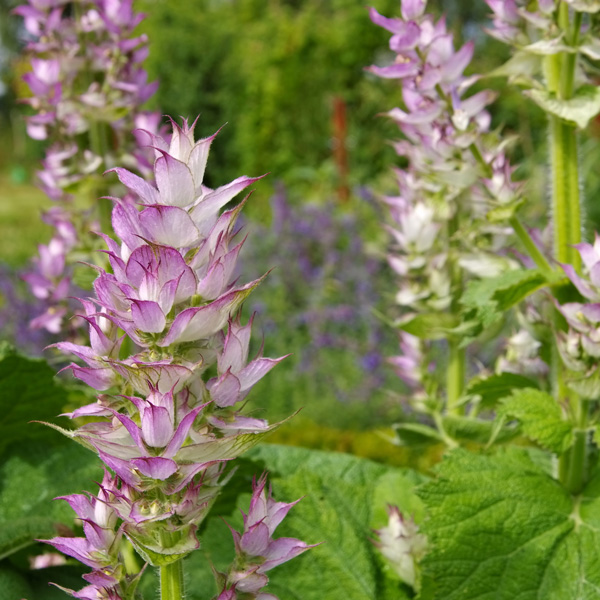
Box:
1;0;600;463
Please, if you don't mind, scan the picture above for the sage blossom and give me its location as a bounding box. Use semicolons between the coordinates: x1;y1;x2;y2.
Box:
16;0;161;337
45;117;312;597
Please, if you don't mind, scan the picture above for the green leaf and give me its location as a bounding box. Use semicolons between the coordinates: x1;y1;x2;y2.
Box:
486;196;526;223
141;445;425;600
499;388;574;453
525;85;600;129
0;441;101;559
489;51;541;83
568;0;600;12
0;518;57;562
396;313;458;341
522;37;573;55
0;565;33;600
0;353;73;457
460;269;551;344
393;423;443;447
441;415;517;446
467;372;541;408
418;448;600;600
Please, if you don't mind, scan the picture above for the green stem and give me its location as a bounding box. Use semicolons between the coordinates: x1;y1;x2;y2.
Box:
446;212;465;415
560;429;589;495
89;121;113;236
160;560;184;600
547;3;588;492
446;340;465;415
508;215;555;278
550;116;581;271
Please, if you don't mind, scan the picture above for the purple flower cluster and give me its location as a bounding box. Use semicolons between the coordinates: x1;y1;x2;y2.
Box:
215;475;315;600
369;0;525;395
16;0;162;337
369;0;521;309
555;237;600;396
45;117;311;598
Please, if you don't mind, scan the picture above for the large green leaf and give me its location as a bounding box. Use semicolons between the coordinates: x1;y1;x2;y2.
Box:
0;352;74;457
418;448;600;600
0;441;101;560
140;445;425;600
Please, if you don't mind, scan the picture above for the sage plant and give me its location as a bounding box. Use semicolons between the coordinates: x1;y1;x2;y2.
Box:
16;0;161;337
368;0;600;595
44;117;313;600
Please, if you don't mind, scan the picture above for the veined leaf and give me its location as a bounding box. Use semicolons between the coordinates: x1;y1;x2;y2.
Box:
467;372;541;408
419;449;600;599
568;0;600;12
0;352;74;457
396;312;458;341
139;445;425;600
500;388;573;453
525;85;600;129
459;268;553;344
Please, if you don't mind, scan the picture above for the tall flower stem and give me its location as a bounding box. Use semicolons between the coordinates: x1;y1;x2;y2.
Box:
160;560;184;600
89;120;113;236
546;4;587;493
447;212;465;415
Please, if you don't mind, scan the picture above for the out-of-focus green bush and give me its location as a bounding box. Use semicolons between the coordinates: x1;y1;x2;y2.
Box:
138;0;400;200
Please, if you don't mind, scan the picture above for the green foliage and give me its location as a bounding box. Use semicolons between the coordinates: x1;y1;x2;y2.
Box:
467;371;541;409
137;0;400;200
0;350;75;457
141;444;425;600
0;565;33;600
525;85;600;129
500;388;574;454
418;448;600;600
397;313;459;341
459;268;554;344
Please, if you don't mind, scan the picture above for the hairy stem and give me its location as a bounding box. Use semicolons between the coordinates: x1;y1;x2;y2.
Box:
160;560;185;600
446;211;465;415
547;3;587;492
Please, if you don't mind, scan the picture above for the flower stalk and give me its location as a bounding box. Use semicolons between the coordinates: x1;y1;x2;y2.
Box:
160;560;185;600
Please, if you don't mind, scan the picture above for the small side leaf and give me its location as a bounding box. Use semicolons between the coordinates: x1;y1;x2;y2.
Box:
499;388;573;453
467;372;541;409
396;313;458;341
393;422;444;447
525;85;600;129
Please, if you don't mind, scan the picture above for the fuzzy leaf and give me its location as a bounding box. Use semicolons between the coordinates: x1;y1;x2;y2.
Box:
499;388;574;453
0;353;74;457
460;268;551;344
467;372;541;408
0;441;101;559
0;566;33;600
418;448;600;600
441;415;517;446
489;51;541;82
396;312;458;341
394;422;443;447
138;445;425;600
567;0;600;12
525;85;600;129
